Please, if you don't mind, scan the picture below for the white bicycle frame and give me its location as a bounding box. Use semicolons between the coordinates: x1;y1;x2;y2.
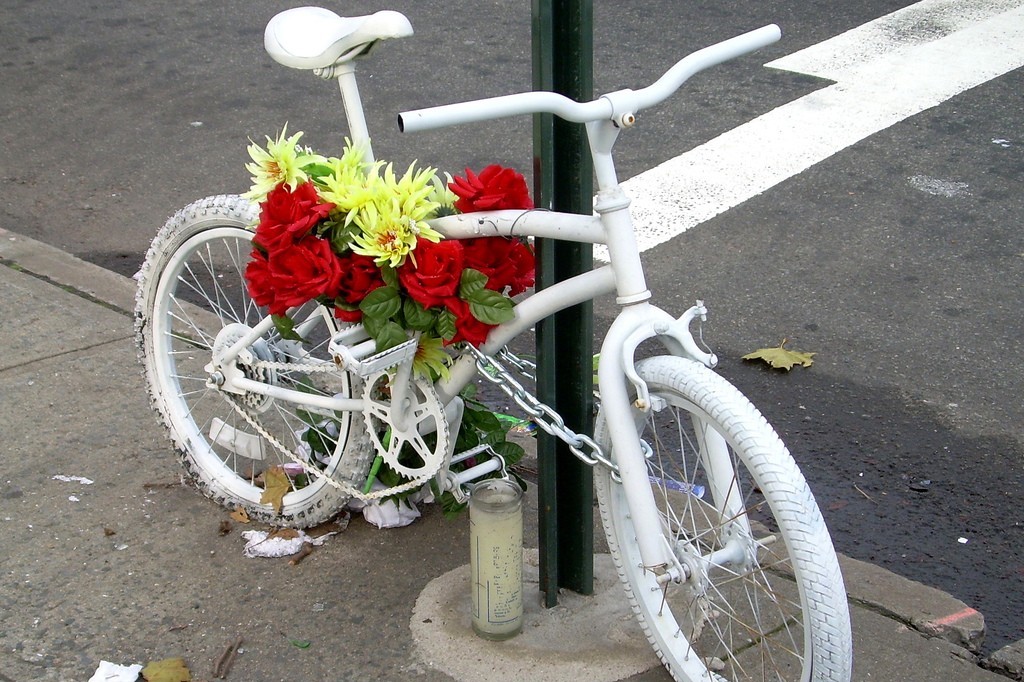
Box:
401;24;780;571
219;20;782;572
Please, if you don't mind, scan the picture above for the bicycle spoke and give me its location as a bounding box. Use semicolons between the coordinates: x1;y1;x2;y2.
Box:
596;357;849;681
138;202;373;527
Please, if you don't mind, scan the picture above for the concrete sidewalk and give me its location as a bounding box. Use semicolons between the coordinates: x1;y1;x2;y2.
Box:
1;227;1019;681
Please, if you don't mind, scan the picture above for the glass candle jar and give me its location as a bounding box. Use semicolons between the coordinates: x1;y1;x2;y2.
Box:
469;478;524;640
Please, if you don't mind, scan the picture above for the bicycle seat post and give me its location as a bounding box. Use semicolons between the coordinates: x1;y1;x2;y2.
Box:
332;63;375;163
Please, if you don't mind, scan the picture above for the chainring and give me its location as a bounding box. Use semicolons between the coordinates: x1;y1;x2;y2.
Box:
363;369;450;482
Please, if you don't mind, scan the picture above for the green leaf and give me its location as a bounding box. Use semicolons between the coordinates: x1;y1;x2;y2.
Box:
464;406;501;433
373;321;408;352
436;308;457;341
454;427;481;452
403;297;436;331
459;268;488;298
492;440;526;466
380;265;399;288
327;220;359;253
272;314;304;342
290;638;312;649
742;340;815;371
467;289;515;325
511;470;529;493
359;285;401;320
376;461;403;488
362;455;384;494
360;312;385;339
301;424;334;458
303;162;334;182
332;297;359;315
440;492;468;519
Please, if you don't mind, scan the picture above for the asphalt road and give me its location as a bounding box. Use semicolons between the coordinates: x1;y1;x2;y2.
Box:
2;0;1022;654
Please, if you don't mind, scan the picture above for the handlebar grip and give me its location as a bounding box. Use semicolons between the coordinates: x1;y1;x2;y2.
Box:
632;24;780;111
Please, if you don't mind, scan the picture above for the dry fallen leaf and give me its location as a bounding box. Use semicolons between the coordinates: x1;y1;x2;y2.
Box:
229;507;250;523
742;339;815;371
307;517;349;538
260;466;290;513
267;528;300;541
142;657;191;682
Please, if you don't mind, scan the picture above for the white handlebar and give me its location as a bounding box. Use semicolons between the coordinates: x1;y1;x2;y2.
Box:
398;24;780;133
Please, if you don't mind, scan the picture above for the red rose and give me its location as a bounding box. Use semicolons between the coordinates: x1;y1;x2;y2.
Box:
449;165;534;213
333;306;362;322
505;239;535;295
333;252;386;321
245;235;342;316
244;248;276;310
398;239;465;309
462;237;535;296
442;298;492;347
253;182;334;254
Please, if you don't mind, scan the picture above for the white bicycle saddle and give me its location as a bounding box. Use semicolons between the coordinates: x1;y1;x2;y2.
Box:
264;6;413;70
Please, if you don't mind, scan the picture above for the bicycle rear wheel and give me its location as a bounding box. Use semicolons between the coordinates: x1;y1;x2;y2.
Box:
595;356;851;682
135;195;373;527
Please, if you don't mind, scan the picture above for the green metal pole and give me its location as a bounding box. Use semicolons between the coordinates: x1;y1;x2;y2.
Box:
530;0;557;609
532;0;595;604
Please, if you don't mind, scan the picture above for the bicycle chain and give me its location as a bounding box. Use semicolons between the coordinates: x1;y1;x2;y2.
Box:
220;378;432;501
467;346;618;474
230;345;617;502
248;355;337;375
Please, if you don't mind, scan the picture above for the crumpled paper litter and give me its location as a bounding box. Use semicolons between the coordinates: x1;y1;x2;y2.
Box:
241;529;336;558
88;660;143;682
347;481;434;529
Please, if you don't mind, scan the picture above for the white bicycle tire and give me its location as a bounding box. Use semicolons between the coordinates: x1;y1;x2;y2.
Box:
135;194;373;527
595;355;852;682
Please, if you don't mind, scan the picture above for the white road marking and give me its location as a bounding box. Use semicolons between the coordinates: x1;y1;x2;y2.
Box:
606;0;1024;260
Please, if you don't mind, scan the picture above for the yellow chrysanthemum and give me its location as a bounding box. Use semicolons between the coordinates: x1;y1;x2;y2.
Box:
383;161;438;214
350;198;439;268
349;161;442;267
427;172;458;214
242;126;325;202
318;143;380;223
413;335;451;380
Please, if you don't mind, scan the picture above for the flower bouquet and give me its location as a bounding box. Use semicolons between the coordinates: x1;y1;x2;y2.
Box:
241;128;535;513
242;127;535;379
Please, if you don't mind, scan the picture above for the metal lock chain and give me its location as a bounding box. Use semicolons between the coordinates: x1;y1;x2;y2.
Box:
467;346;618;474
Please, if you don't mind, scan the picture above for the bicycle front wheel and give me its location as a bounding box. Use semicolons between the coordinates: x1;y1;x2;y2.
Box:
595;356;852;682
135;195;373;527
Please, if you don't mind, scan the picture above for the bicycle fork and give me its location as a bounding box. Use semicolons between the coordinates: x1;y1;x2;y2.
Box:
598;300;718;574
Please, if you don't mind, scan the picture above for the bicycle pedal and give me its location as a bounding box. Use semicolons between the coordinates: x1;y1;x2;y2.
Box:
329;328;419;377
443;444;508;503
354;337;419;377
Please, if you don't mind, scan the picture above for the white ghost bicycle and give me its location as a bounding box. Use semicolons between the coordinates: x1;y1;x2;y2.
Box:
135;7;853;681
